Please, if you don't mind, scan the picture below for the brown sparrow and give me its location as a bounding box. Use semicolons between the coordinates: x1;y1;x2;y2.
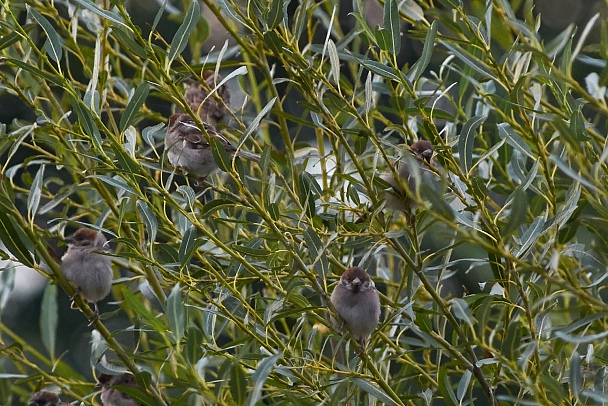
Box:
330;267;381;351
380;139;436;212
98;373;142;406
61;227;113;317
164;113;259;180
185;70;230;127
28;391;68;406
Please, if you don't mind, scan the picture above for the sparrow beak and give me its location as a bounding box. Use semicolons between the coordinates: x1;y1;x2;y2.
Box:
351;277;361;286
421;148;433;162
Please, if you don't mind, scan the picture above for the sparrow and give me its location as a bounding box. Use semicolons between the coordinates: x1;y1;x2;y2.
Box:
98;373;142;406
28;391;68;406
380;139;436;212
61;227;113;318
164;113;259;180
184;70;230;127
330;267;381;351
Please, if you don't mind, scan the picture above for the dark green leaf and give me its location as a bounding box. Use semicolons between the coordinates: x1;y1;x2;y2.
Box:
383;0;400;55
136;200;158;244
408;20;437;81
570;351;582;396
502;186;527;237
351;378;397;405
69;93;103;148
27;164;45;222
249;352;281;406
230;360;247;405
72;0;131;31
185;325;203;364
168;0;201;64
458;115;486;175
438;365;459;406
0;209;34;267
122;287;167;332
266;0;284;30
120;82;150;133
88;175;138;196
209;136;231;173
26;6;63;63
166;284;185;344
40;283;57;358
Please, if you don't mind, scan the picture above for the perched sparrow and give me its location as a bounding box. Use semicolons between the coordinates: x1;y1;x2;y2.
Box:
164;113;259;180
98;373;142;406
61;227;113;318
380;139;436;212
185;70;231;127
28;391;68;406
330;267;381;351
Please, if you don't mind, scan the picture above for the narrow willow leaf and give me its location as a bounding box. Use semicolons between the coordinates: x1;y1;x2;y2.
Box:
248;352;281;406
217;0;247;25
4;58;64;86
457;370;472;403
120;82;151;133
241;97;276;142
503;186;527;237
570;351;582;396
72;0;131;31
383;0;400;55
185;326;203;364
40;283;57;358
69;94;102;148
327;40;340;87
266;0;284;30
408;20;437;81
200;199;235;218
502;320;521;360
351;378;397;405
27;164;45;222
442;42;496;79
27;6;63;64
515;215;546;258
0;209;34;267
167;0;200;64
166;284;185;344
209;136;230;172
136;200;158;244
0;26;33;51
231;360;247;406
179;226;198;266
364;72;373;113
449;298;474;325
555;329;608;344
122;287;167;332
292;0;311;39
142;122;165;148
438;366;459;406
88;175;138;195
176;185;196;209
349;12;377;45
347;53;401;81
458;115;486;175
0;265;15;310
549;156;597;191
112;26;147;58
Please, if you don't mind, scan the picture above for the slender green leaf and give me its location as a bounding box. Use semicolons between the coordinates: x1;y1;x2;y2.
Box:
0;209;34;267
438;365;459;406
88;175;138;196
327;40;340;86
231;360;247;405
352;378;397;405
71;0;131;31
209;135;231;172
136;200;158;244
502;186;527;237
458;115;486;175
266;0;284;30
408;20;437;81
26;6;63;64
166;284;185;344
40;283;57;358
383;0;400;55
122;287;167;332
167;0;200;64
570;351;582;396
120;82;151;133
27;164;45;222
248;352;281;406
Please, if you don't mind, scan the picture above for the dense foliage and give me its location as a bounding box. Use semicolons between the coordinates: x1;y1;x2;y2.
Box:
1;0;607;404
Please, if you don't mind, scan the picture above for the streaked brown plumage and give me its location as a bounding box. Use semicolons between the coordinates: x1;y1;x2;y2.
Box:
185;70;231;127
164;113;258;180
